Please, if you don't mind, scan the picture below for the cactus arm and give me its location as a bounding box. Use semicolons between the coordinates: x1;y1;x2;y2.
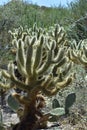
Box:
42;87;59;96
69;40;87;67
41;75;52;87
10;75;31;91
53;24;66;45
56;75;74;89
83;46;87;57
55;57;67;68
17;39;25;67
41;74;74;97
67;50;80;64
41;80;69;97
54;24;59;39
54;73;74;85
17;61;27;77
78;55;87;66
16;39;27;77
8;62;15;77
36;47;53;75
41;80;59;96
71;50;78;59
1;69;28;91
33;36;44;72
41;75;59;96
77;40;82;50
22;32;28;41
2;70;11;79
0;83;10;89
12;39;18;48
11;75;44;92
58;33;65;44
2;63;27;90
62;62;72;76
26;36;36;76
36;40;62;75
52;48;65;63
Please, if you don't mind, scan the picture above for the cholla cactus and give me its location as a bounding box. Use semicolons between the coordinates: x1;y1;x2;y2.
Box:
10;24;69;54
48;24;68;47
1;36;74;94
9;26;28;41
68;39;87;69
0;25;74;130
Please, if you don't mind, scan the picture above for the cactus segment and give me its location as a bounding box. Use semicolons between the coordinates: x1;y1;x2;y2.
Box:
78;56;87;66
12;39;18;48
48;107;65;116
56;75;73;89
0;83;10;89
58;33;65;44
68;50;80;64
55;57;67;68
36;47;53;75
65;93;76;114
71;50;78;59
52;48;65;63
52;99;60;108
17;60;27;77
17;39;25;67
83;46;87;57
33;36;44;71
26;36;36;76
62;62;72;76
10;76;31;91
8;62;15;77
42;86;58;96
7;94;20;112
2;70;11;79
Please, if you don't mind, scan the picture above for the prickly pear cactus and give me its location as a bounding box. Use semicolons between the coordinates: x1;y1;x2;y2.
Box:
49;107;65;116
65;93;76;114
47;107;65;122
52;98;60;109
7;94;20;112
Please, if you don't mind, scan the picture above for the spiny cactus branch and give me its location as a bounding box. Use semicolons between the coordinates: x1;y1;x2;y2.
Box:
0;83;10;89
52;48;65;63
68;39;87;69
26;36;36;77
33;36;44;71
